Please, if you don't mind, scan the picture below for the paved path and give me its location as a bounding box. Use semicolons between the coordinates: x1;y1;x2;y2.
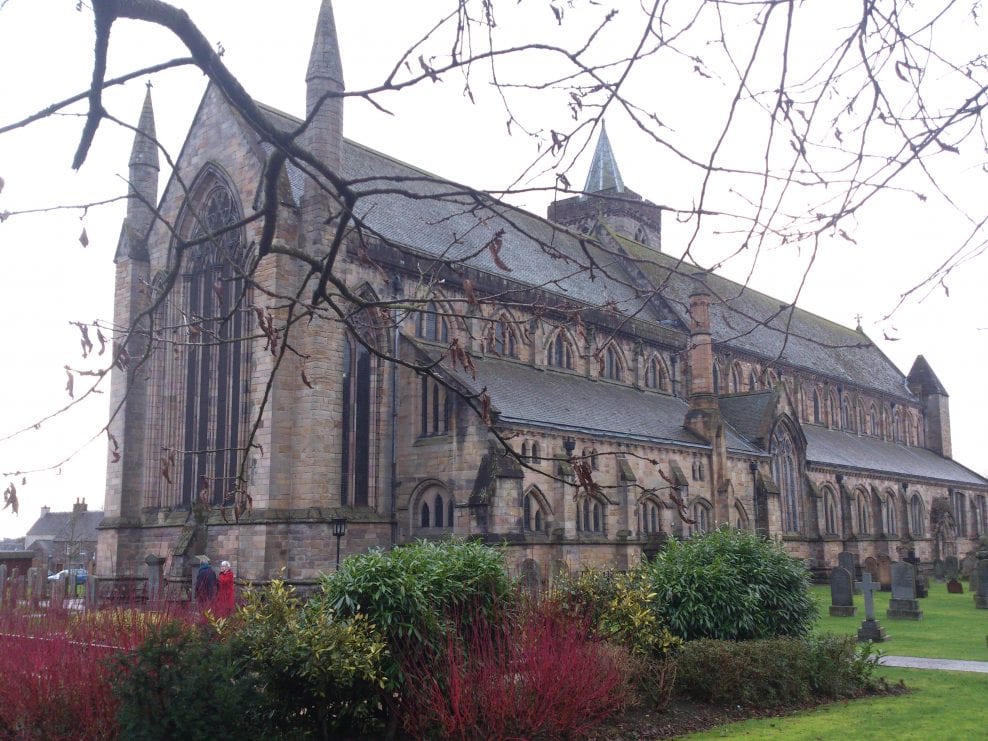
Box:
879;656;988;673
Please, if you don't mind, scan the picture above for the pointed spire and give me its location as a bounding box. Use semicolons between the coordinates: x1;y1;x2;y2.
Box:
583;123;625;195
129;85;158;172
116;86;158;263
306;0;344;88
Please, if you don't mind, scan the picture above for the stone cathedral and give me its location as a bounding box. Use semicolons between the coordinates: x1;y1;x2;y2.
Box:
97;0;988;589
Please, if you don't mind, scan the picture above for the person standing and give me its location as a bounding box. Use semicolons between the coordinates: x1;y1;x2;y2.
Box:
216;560;236;617
194;556;218;607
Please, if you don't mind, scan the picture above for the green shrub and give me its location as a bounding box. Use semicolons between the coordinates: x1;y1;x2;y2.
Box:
552;566;682;659
113;620;270;740
674;635;883;708
320;538;513;650
230;580;389;738
552;567;682;710
647;527;816;640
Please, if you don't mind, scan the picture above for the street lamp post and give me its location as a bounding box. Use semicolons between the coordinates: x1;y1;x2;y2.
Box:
331;517;348;570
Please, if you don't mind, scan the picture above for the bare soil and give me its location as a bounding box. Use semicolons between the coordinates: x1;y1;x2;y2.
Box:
588;683;908;739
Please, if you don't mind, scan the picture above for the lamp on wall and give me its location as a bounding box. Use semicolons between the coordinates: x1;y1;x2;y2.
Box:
331;517;348;570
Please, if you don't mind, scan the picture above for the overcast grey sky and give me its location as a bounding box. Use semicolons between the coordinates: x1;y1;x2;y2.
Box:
0;1;984;538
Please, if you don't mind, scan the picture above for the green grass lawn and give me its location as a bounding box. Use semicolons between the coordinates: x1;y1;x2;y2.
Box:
685;667;988;739
810;583;988;660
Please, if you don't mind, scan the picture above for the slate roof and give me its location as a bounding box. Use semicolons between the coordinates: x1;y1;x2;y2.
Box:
583;124;625;194
803;425;987;487
256;104;656;318
614;235;914;400
718;391;775;444
26;510;103;543
441;352;762;454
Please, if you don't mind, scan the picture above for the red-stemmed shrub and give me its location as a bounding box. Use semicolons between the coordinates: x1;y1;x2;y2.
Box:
0;598;204;740
399;601;634;739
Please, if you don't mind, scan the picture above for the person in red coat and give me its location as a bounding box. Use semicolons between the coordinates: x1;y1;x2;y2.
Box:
216;560;236;617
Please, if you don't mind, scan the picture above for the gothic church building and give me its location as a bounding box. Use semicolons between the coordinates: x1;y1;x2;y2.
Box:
98;1;988;587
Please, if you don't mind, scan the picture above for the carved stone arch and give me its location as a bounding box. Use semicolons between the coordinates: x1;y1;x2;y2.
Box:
410;479;454;532
175;162;249;271
881;487;899;535
687;496;713;536
543;325;578;370
734;499;750;531
821;483;841;536
486;305;521;358
351;282;392;351
414;291;463;342
769;416;805;534
644;352;671;391
852;485;873;535
730;361;743;393
522;485;552;533
599;339;628;381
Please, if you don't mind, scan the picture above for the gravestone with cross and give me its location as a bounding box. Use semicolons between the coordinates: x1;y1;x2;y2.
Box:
856;573;888;642
887;562;923;619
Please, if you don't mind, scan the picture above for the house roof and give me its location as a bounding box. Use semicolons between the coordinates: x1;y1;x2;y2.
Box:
614;235;915;400
441;351;762;455
718;391;776;444
803;425;987;487
26;510;103;543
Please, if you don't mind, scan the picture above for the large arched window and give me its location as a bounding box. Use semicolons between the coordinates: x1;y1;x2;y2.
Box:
882;491;897;535
841;396;852;431
180;182;250;506
823;487;840;536
856;489;871;535
547;331;575;370
689;499;711;537
523;488;547;532
712;364;721;394
645;355;670;391
641;499;662;535
731;363;742;393
602;344;623;381
829;392;839;429
491;315;518;358
951;491;968;536
909;494;925;536
771;423;801;533
577;496;605;534
420;377;450;437
975;496;988;536
342;334;376;507
416;302;448;342
812;389;822;424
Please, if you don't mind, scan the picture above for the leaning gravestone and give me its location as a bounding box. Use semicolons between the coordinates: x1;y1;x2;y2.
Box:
945;555;960;580
975;559;988;610
856;573;888;642
829;566;856;617
933;559;945;581
947;578;964;594
838;551;860;594
887;562;923;619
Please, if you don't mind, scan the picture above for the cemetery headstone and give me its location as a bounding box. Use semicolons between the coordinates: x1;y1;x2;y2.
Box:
520;558;541;596
916;573;929;598
877;554;893;590
971;567;980;596
933;559;945;581
975;559;988;609
962;553;978;578
945;555;960;580
887;562;923;619
947;578;963;594
0;564;6;607
838;551;860;594
26;567;41;606
856;573;888;642
829;566;856;617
